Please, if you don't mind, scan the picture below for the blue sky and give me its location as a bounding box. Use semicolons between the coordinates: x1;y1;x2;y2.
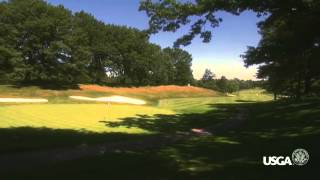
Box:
47;0;262;80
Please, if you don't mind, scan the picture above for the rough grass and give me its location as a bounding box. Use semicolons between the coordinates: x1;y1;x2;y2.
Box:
0;85;108;104
79;84;220;101
0;84;219;104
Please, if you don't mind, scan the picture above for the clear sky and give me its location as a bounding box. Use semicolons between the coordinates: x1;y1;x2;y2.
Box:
47;0;262;80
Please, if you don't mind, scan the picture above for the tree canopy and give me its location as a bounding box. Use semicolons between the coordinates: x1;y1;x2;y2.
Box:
0;0;194;87
201;69;215;82
140;0;320;97
242;1;320;98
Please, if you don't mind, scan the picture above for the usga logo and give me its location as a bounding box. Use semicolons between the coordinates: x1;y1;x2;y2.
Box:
263;148;309;166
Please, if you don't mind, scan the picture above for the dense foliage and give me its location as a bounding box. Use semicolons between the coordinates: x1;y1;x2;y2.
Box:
0;0;194;86
197;69;263;93
242;1;320;98
140;0;320;98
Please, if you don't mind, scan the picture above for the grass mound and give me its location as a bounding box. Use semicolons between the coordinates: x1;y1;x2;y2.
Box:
0;84;219;103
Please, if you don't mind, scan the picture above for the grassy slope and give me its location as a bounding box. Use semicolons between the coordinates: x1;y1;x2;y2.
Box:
0;84;219;104
1;87;318;179
0;84;217;153
4;98;319;179
0;84;219;134
80;84;220;101
159;88;273;113
0;88;270;135
0;88;271;153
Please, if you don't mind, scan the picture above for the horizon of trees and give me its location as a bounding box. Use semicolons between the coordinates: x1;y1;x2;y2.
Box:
140;0;320;98
197;69;263;93
0;0;194;87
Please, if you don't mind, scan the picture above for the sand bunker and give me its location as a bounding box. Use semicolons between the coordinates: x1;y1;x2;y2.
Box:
69;95;146;105
0;98;48;103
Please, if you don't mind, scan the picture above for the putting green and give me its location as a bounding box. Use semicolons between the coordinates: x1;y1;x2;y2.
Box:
0;104;174;133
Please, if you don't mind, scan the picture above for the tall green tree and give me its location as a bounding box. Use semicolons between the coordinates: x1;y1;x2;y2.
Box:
0;0;195;87
163;47;194;85
242;2;320;97
201;69;215;81
140;0;320;97
0;0;92;84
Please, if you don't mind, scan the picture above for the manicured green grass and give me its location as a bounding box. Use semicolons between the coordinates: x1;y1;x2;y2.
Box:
0;88;271;154
159;88;273;113
0;104;174;133
4;98;319;179
0;103;174;154
0;88;270;135
1;87;318;179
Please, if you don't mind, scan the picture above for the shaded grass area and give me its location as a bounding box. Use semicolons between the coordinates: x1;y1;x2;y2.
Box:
0;128;154;154
1;98;319;179
105;101;238;134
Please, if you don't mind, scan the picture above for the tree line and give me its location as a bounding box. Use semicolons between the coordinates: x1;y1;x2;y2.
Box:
196;69;263;93
140;0;320;99
0;0;193;87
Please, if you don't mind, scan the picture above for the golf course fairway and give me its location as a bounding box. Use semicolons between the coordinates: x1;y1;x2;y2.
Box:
0;104;174;133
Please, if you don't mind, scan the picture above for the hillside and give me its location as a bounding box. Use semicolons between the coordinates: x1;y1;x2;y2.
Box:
0;85;219;103
79;85;219;100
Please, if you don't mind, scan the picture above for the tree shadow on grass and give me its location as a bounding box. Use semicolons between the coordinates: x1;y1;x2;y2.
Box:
0;127;154;155
181;100;320;179
236;99;258;103
99;100;320;179
1;100;320;179
104;103;237;134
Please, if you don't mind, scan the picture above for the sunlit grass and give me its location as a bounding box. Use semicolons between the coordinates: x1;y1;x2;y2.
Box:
0;88;273;134
0;104;174;133
1;87;319;179
158;88;273;113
